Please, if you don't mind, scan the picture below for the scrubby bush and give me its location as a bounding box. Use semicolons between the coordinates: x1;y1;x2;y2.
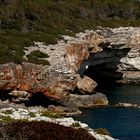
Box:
71;122;81;128
1;0;140;64
26;50;50;65
95;128;111;136
0;121;96;140
28;50;49;58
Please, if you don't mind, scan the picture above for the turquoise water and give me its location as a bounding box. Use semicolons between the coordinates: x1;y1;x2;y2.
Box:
74;84;140;140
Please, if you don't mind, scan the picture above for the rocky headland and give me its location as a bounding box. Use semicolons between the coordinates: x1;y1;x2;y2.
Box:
1;27;140;139
1;27;140;112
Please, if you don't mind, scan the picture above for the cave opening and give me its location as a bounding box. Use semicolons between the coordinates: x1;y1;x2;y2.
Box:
84;64;123;85
77;48;131;89
0;90;60;108
0;90;13;101
25;93;60;108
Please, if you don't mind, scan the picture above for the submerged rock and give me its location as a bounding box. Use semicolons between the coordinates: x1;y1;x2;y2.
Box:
116;102;138;108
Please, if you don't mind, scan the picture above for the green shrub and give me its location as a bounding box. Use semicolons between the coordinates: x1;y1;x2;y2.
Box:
95;128;111;136
71;122;81;128
28;50;49;58
1;110;13;115
27;55;50;65
28;112;36;118
41;111;62;118
0;116;15;122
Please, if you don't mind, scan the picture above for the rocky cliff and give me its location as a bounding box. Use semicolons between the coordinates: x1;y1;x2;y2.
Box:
75;27;140;84
1;27;140;113
63;27;140;84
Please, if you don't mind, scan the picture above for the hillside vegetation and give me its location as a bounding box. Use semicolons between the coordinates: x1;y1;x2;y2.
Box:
1;0;140;64
0;121;96;140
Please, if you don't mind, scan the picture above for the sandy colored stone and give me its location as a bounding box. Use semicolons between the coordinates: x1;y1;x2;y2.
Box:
77;76;97;94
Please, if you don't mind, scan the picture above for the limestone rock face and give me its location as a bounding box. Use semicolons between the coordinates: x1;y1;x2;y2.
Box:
76;76;97;94
25;27;140;84
0;61;102;111
65;27;140;83
66;43;89;72
0;62;73;102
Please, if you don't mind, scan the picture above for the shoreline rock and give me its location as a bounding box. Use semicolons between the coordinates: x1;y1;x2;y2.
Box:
69;93;108;108
115;102;140;108
0;62;104;114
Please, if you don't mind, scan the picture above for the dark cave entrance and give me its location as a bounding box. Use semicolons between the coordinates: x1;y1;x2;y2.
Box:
84;64;123;85
77;48;131;88
25;93;60;107
0;90;13;101
0;90;60;108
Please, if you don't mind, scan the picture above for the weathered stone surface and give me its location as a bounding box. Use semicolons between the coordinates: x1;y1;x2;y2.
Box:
9;90;29;98
0;61;103;112
76;76;97;94
69;93;108;108
9;90;30;102
0;62;73;102
66;43;89;72
65;27;140;83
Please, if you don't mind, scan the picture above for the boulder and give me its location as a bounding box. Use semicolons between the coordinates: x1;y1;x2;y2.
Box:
9;90;30;98
9;90;30;103
76;76;97;94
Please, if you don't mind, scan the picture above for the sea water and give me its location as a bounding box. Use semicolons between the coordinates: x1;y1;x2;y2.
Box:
74;84;140;140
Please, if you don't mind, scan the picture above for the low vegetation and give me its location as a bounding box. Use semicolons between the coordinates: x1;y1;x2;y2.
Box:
0;121;96;140
41;111;62;118
95;128;111;136
28;112;36;118
71;122;81;128
1;0;140;64
0;115;15;122
26;50;50;65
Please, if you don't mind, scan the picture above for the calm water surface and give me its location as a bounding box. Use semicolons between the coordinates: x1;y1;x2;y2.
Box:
74;84;140;140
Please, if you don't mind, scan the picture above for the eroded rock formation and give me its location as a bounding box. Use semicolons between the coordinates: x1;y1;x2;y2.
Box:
0;62;98;112
1;27;140;112
65;27;140;84
0;62;75;101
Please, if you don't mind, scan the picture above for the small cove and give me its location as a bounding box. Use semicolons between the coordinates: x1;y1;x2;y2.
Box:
74;84;140;140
